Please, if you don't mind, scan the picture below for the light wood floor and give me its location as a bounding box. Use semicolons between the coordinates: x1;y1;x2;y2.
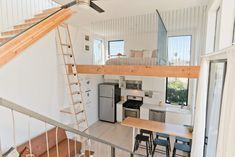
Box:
84;121;187;157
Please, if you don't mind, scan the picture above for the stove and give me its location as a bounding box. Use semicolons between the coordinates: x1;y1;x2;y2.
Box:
123;100;143;109
123;95;143;119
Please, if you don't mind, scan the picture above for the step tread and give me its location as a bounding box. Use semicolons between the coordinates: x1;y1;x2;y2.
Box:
14;22;37;29
34;11;54;17
1;28;25;36
43;7;60;13
25;16;47;23
0;36;13;42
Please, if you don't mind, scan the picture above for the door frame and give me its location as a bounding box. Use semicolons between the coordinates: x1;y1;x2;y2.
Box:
204;59;227;156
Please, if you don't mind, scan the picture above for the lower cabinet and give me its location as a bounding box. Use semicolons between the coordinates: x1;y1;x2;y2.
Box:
140;108;192;126
116;102;123;122
149;110;165;122
140;107;149;120
166;112;192;126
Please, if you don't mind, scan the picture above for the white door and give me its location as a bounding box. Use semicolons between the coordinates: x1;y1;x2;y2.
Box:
204;61;227;157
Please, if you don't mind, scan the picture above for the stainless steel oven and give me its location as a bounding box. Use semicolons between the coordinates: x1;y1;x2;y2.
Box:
123;95;143;119
123;108;140;118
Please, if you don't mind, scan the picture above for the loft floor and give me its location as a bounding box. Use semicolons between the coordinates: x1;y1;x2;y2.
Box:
86;121;187;157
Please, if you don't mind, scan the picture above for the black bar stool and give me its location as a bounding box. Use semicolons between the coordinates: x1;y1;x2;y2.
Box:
140;129;154;152
152;133;171;157
172;136;191;157
134;134;151;157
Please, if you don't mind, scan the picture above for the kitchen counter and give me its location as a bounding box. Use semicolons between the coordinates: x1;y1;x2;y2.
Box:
141;103;191;114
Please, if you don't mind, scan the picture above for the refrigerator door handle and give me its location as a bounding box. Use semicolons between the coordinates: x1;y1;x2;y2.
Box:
111;88;114;98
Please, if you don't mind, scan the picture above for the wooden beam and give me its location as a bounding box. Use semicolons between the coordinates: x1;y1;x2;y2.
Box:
0;8;73;67
68;64;200;78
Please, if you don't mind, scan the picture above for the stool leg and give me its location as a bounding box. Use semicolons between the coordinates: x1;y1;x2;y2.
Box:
166;146;170;157
152;144;157;157
167;137;171;151
172;147;176;157
150;134;153;152
146;141;149;157
134;139;139;152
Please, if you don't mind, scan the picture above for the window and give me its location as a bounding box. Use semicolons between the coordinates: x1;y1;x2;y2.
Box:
108;40;124;56
93;39;103;64
232;18;235;44
214;7;221;51
166;36;192;106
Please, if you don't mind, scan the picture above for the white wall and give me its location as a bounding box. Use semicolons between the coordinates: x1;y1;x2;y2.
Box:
0;0;58;32
86;13;158;59
0;24;104;151
0;30;65;150
205;0;235;53
218;0;235;49
106;32;157;57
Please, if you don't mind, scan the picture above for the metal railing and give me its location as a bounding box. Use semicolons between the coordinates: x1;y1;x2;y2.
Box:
0;97;144;157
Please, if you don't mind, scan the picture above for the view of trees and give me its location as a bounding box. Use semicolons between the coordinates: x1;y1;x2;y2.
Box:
166;79;188;105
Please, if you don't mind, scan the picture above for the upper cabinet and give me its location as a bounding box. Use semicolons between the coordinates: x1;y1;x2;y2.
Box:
125;75;142;81
142;76;166;92
104;75;120;80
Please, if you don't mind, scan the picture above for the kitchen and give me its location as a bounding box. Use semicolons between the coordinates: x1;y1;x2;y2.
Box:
96;75;193;156
98;75;193;126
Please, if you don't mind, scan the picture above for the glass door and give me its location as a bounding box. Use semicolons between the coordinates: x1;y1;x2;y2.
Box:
204;60;227;157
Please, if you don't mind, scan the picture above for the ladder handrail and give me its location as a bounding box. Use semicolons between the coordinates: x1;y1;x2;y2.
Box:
0;97;144;156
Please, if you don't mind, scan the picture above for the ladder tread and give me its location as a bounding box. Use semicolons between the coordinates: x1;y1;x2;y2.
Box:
71;91;80;95
69;82;79;86
68;123;88;132
77;119;86;125
73;101;82;105
60;104;84;115
61;43;71;46
63;53;73;56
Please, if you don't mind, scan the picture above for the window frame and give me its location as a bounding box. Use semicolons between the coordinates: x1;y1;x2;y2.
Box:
213;6;221;51
167;35;192;65
108;40;125;56
165;78;190;106
232;17;235;44
165;35;192;106
93;38;104;65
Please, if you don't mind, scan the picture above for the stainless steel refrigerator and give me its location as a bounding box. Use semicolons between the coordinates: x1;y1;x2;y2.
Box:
98;83;121;123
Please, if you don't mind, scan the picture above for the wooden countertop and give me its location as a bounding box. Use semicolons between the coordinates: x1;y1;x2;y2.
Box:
121;117;192;139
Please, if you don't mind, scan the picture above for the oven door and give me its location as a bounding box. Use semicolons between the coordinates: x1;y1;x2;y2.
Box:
123;107;140;118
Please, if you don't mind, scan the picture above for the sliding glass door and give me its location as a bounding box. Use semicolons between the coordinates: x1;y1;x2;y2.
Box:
204;60;227;157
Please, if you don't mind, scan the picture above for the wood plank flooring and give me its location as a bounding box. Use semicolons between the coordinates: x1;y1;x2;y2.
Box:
85;121;187;157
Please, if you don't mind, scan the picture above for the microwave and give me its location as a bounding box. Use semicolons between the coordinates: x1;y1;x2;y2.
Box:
125;80;142;90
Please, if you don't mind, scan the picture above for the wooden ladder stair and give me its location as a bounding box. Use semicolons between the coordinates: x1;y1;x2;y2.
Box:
0;7;73;66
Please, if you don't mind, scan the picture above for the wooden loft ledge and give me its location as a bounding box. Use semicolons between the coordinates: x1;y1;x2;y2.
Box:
68;64;200;78
0;8;73;67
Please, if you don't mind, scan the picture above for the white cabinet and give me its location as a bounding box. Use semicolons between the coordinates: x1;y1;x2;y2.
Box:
166;112;192;126
125;76;142;81
140;107;149;120
142;77;166;92
116;101;124;122
104;75;120;80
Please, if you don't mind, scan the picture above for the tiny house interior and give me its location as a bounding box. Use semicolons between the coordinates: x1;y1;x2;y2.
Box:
0;0;234;157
